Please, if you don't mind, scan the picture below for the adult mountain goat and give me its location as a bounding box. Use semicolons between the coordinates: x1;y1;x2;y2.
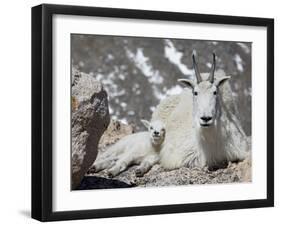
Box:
152;53;249;170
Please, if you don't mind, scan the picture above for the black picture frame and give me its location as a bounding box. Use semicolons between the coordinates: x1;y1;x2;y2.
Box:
32;3;274;222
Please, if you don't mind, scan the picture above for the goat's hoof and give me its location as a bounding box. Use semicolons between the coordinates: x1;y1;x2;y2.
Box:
135;169;144;177
89;166;96;173
106;170;115;178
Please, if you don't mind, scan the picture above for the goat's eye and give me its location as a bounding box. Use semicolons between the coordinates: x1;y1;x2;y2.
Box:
150;126;153;130
194;91;198;96
213;91;217;95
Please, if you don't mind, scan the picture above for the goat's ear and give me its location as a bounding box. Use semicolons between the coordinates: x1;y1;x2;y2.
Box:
141;119;151;129
178;79;195;89
215;76;230;87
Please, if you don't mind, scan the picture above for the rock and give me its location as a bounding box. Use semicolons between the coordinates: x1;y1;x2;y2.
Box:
77;176;134;190
91;157;251;187
93;157;251;187
98;119;134;150
232;155;252;182
71;68;110;189
88;159;252;188
87;120;134;175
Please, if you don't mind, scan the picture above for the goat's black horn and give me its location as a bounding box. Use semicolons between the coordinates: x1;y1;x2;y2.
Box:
192;53;202;83
209;53;216;83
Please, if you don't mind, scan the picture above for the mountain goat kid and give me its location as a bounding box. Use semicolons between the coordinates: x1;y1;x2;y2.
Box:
152;53;249;170
92;120;165;177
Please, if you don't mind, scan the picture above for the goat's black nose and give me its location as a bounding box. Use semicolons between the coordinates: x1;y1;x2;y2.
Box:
201;116;212;122
154;131;159;135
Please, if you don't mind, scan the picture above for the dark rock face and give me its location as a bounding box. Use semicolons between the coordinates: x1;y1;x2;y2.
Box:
76;176;134;190
71;35;251;135
71;69;110;189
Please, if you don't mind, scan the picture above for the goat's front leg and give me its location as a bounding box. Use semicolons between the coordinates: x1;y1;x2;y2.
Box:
135;155;159;177
107;157;131;178
91;158;115;173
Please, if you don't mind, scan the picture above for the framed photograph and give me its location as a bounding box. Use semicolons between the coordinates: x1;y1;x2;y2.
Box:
32;4;274;221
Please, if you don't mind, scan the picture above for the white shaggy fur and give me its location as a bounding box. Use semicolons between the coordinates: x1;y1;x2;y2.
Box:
152;70;249;170
92;120;165;177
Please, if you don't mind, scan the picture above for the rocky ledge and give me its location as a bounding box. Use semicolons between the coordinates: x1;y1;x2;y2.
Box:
83;120;251;189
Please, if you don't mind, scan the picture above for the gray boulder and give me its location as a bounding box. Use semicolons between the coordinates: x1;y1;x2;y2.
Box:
71;68;110;189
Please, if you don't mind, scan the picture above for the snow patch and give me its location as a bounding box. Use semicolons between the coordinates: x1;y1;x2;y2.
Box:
166;85;182;96
150;106;156;112
126;48;166;100
164;40;193;76
244;88;252;96
120;102;127;108
153;87;166;100
126;48;163;84
78;61;85;67
128;111;135;116
95;72;125;98
234;54;244;72
109;106;114;114
118;74;125;80
106;54;114;61
119;118;128;124
132;84;141;95
237;43;250;54
152;85;182;101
